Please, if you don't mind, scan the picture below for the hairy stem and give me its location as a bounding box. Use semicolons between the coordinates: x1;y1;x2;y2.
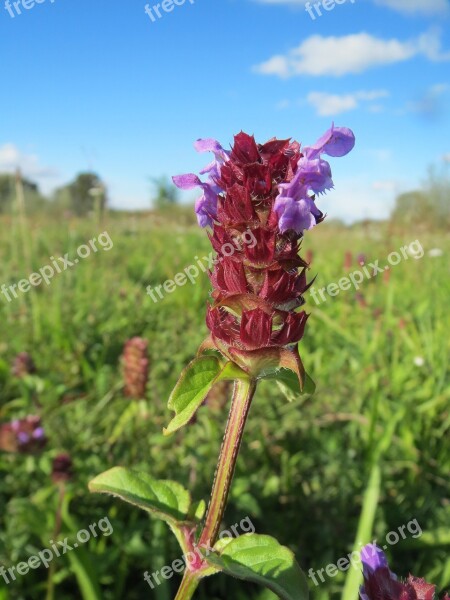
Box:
174;569;200;600
199;377;256;548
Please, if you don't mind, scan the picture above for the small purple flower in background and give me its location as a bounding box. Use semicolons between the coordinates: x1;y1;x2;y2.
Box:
360;543;448;600
0;416;46;454
358;253;367;266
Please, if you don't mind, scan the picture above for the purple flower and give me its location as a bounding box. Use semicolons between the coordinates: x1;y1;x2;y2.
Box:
194;138;229;177
274;196;320;234
172;173;220;228
274;123;354;233
361;543;390;576
305;122;356;159
32;427;45;440
18;432;30;444
173;138;228;228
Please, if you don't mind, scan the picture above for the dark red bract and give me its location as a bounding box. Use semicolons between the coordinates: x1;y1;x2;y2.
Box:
205;133;312;372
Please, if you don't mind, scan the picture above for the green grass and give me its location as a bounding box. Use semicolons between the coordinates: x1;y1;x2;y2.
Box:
0;211;449;600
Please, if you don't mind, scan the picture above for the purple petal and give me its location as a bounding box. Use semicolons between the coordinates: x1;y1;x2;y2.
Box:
32;427;45;440
306;123;356;159
360;544;389;576
18;432;30;444
274;196;318;234
195;188;219;228
172;173;202;190
278;157;333;200
194;138;229;161
298;157;334;194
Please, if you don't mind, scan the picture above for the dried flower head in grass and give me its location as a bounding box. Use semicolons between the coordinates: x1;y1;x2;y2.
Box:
122;337;150;399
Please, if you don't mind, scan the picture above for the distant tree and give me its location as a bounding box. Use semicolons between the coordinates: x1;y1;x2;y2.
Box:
56;172;107;217
151;176;178;210
0;173;43;214
391;164;450;229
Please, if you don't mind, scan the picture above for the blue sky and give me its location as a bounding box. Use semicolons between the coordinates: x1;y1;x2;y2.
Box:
0;0;449;222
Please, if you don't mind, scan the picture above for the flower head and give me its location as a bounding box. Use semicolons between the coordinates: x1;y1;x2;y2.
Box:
52;453;73;484
0;416;46;454
174;126;354;378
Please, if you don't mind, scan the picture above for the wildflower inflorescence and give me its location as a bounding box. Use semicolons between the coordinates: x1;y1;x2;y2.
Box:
174;125;355;379
0;416;46;454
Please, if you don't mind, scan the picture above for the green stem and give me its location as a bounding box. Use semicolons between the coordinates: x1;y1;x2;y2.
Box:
199;377;256;548
174;570;200;600
173;377;256;599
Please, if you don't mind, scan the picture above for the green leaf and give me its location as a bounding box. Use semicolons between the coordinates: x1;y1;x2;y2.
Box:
279;369;315;396
204;534;309;600
88;467;191;525
164;356;222;435
264;369;316;402
67;546;103;600
164;357;249;435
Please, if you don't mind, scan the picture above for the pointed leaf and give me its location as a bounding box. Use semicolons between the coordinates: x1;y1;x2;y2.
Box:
204;534;309;600
276;370;316;401
164;357;248;435
89;467;191;524
164;356;221;435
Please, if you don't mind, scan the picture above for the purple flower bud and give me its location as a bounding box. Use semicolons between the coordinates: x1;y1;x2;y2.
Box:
361;543;390;576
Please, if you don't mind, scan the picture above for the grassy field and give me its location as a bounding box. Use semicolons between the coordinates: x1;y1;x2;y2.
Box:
0;211;449;600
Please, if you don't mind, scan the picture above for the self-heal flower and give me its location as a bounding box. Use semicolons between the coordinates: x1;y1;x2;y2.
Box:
360;543;447;600
174;127;354;380
0;416;46;454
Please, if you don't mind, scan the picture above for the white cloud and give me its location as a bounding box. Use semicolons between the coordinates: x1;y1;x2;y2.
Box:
307;90;389;116
253;30;450;78
0;143;60;194
0;144;58;179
